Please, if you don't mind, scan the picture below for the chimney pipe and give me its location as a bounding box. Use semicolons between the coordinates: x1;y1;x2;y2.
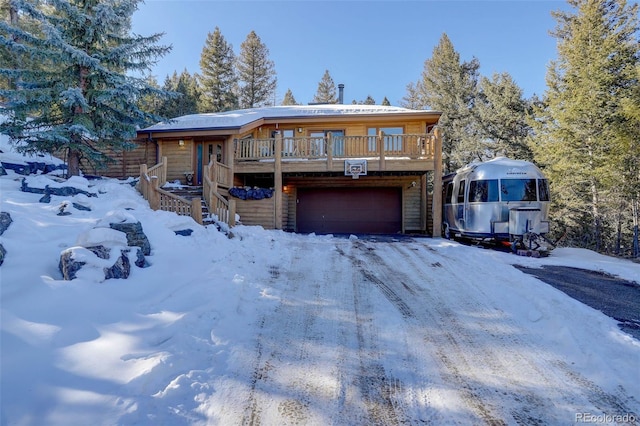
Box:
338;83;344;104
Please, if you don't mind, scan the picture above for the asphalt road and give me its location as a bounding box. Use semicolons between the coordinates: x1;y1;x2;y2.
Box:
514;265;640;340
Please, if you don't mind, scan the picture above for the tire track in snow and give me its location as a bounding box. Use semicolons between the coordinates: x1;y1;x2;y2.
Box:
374;239;638;424
349;240;508;425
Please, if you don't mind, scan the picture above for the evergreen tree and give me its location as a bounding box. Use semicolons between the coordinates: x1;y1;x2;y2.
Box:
476;72;533;160
0;0;172;176
381;96;391;106
158;69;200;118
236;30;276;108
281;88;298;105
530;0;639;252
417;33;481;172
400;81;423;109
312;70;337;104
618;64;640;257
198;27;237;112
137;75;163;127
363;95;375;105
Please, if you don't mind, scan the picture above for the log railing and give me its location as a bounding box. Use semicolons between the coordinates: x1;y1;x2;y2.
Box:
138;157;203;225
235;132;436;161
203;159;236;227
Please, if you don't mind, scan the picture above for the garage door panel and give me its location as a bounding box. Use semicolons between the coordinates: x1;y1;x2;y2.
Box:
297;188;401;234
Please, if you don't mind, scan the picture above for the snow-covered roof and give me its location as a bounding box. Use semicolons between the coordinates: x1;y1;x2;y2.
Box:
142;104;439;133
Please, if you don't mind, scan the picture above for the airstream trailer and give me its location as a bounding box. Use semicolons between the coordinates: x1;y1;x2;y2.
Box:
442;157;551;253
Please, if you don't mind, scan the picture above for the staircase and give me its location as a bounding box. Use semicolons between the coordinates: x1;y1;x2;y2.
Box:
166;186;216;225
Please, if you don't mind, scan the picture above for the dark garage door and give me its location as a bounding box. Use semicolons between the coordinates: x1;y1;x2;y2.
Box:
297;187;402;234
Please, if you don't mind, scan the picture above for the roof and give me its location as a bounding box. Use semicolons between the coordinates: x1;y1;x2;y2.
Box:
141;104;440;133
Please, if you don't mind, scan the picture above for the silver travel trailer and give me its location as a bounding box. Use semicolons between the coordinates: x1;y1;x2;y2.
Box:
442;157;552;254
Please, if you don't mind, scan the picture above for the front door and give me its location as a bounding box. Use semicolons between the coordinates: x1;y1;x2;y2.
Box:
197;142;224;185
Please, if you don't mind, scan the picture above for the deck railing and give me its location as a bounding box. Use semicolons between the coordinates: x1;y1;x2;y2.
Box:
138;157;203;225
203;160;236;227
234;132;436;161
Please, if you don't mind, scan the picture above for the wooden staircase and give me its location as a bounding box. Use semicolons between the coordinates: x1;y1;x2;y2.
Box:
166;186;216;225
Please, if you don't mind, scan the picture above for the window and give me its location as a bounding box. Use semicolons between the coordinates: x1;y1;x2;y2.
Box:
538;179;550;201
500;179;537;202
457;179;466;203
367;127;403;152
469;179;499;202
281;129;295;156
308;130;344;156
444;182;454;204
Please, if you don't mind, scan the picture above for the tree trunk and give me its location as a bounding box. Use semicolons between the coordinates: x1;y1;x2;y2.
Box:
67;148;81;177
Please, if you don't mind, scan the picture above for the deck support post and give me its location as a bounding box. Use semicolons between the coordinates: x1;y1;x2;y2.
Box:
327;132;333;170
274;132;283;230
432;128;443;237
378;130;386;171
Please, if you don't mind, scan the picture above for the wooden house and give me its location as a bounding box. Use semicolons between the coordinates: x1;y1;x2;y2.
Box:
134;104;443;236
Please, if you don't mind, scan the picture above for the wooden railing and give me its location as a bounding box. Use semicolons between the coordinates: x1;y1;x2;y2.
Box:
138;157;203;225
234;132;436;161
203;159;236;227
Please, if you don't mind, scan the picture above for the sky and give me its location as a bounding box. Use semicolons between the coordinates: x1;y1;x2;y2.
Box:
131;1;571;107
1;134;640;424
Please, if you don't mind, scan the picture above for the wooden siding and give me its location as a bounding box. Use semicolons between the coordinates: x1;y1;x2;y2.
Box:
159;140;194;184
76;142;156;178
234;197;276;229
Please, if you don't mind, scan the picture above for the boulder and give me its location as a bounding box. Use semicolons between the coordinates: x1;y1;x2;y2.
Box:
0;244;6;266
109;221;151;256
58;245;132;281
0;212;12;235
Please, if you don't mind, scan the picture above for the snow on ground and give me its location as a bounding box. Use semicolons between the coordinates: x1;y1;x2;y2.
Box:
1;139;639;425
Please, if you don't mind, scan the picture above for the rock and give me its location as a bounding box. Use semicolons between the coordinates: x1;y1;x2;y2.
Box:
58;245;132;280
39;192;51;203
109;221;151;256
103;250;131;279
59;249;86;280
0;244;6;266
174;229;193;236
72;202;91;211
0;212;12;235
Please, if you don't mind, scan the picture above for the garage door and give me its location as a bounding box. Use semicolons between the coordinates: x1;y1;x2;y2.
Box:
296;188;402;234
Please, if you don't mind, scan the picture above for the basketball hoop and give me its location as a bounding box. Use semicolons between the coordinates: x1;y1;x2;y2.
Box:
345;160;367;179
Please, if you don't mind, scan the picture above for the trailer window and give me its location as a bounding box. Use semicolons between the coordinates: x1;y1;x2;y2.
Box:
444;182;454;204
538;179;550;201
469;179;499;202
457;180;466;203
500;179;537;201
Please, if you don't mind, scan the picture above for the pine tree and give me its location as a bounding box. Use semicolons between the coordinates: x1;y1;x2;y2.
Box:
363;95;375;105
198;27;237;112
312;70;337;104
530;0;639;252
418;33;481;172
0;0;172;176
157;69;200;118
236;30;276;108
381;96;391;106
476;72;533;160
281;88;298;105
400;81;424;109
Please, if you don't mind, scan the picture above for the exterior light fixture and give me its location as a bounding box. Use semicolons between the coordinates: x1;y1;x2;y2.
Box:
179;139;184;146
298;128;303;133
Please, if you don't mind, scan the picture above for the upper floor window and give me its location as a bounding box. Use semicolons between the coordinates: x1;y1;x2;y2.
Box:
367;127;404;152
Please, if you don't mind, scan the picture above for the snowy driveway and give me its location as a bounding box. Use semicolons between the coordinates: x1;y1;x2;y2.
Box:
201;236;639;425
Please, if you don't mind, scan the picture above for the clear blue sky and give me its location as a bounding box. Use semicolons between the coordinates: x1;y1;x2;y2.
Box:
131;1;570;106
